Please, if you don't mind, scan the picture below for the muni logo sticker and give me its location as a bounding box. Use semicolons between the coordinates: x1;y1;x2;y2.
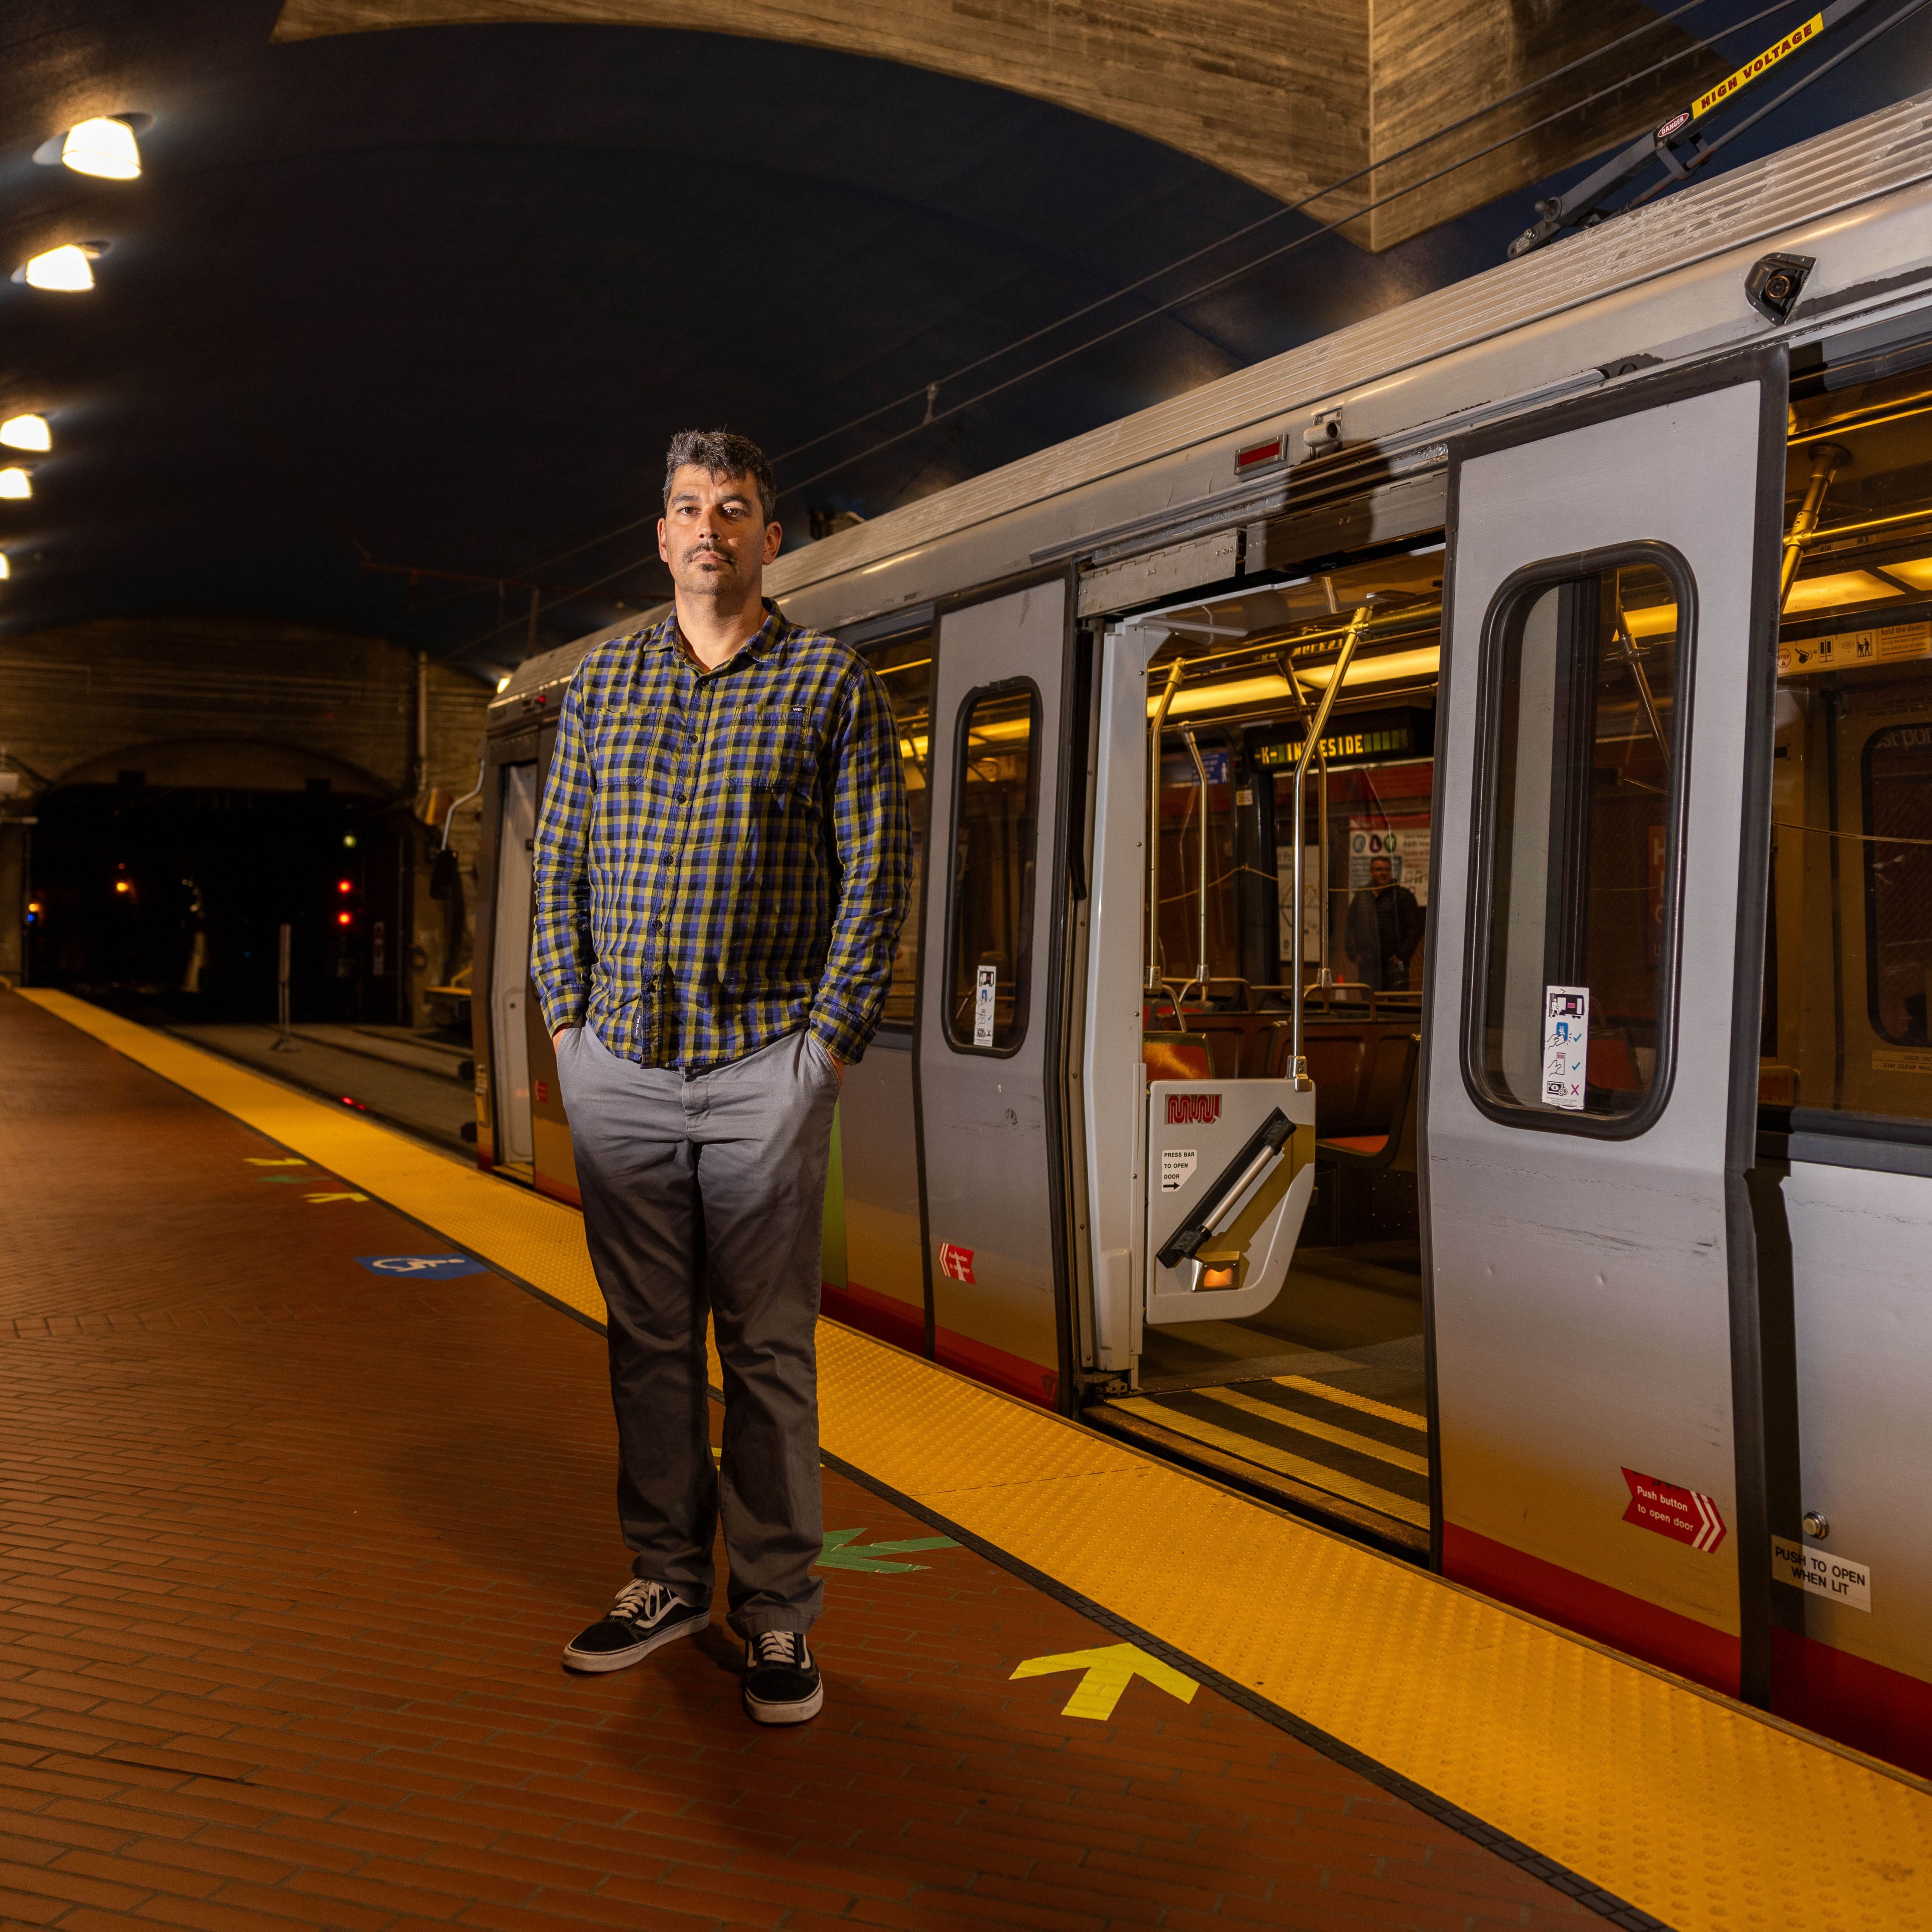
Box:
1165;1093;1222;1126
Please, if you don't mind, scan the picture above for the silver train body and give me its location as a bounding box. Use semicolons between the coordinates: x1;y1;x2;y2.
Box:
472;91;1932;1777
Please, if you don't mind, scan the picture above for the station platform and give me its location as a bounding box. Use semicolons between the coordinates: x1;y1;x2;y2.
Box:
1;987;1928;1932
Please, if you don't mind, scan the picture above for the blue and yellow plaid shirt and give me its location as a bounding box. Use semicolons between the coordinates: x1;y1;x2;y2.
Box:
530;601;910;1073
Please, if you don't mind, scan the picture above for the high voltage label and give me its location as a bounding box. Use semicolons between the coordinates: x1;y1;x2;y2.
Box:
1693;15;1822;119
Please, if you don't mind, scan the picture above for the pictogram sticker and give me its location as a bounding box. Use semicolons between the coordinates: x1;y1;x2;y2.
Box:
356;1255;486;1279
1622;1467;1727;1551
938;1241;975;1283
973;964;997;1048
1010;1643;1198;1720
1542;985;1589;1111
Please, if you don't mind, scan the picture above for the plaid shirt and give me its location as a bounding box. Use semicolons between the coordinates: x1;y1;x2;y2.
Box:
531;602;910;1073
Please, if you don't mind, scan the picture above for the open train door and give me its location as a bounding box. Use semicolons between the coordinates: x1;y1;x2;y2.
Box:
916;576;1077;1407
1425;350;1786;1702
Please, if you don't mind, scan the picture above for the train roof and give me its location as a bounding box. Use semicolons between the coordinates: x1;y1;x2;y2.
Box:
497;84;1932;714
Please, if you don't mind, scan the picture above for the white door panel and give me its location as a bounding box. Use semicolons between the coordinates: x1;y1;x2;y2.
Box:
1428;368;1782;1695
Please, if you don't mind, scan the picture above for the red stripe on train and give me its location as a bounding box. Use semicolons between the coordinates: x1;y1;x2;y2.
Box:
1442;1522;1740;1696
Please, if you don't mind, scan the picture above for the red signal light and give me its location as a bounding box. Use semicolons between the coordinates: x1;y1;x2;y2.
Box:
337;878;352;893
337;910;353;926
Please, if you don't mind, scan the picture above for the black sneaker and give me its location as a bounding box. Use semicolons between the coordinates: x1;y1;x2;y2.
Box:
742;1630;822;1724
561;1579;706;1673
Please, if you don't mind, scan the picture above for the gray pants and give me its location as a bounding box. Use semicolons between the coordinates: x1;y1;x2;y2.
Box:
555;1023;839;1636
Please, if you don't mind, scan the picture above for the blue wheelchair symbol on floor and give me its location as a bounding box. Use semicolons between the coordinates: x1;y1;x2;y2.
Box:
356;1255;487;1279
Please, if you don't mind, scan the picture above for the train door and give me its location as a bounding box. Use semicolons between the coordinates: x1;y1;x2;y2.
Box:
916;578;1073;1405
489;762;538;1173
1082;566;1440;1553
1426;354;1786;1700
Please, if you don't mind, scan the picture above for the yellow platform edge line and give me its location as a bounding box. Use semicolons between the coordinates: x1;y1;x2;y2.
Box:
24;987;1932;1931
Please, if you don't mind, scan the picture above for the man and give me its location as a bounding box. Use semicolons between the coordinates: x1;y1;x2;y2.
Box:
1343;851;1424;992
531;429;909;1725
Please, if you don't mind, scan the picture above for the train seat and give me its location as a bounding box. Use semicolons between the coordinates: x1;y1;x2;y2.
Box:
1316;1033;1421;1174
1144;996;1286;1078
1263;1017;1419;1139
1587;1032;1642;1092
1143;1032;1214;1082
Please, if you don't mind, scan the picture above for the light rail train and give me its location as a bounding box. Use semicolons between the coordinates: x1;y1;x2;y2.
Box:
471;90;1932;1779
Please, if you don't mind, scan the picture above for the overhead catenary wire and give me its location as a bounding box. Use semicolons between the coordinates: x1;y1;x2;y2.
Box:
449;0;1817;662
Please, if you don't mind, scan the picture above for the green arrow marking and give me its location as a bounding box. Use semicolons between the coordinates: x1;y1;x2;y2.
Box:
815;1527;959;1574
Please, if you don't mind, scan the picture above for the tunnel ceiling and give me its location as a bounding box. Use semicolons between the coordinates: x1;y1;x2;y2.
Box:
1;2;1929;679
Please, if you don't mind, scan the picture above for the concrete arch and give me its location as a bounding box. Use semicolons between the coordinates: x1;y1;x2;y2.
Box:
270;1;1721;250
52;737;393;798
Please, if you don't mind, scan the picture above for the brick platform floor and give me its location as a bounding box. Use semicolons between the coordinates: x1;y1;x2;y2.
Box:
0;992;1590;1932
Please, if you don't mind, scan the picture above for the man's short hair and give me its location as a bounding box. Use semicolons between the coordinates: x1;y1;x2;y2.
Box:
663;430;777;528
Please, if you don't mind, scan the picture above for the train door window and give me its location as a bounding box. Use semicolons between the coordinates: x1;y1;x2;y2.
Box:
1772;346;1932;1118
861;633;932;1028
1468;550;1689;1128
943;680;1040;1053
1864;724;1932;1045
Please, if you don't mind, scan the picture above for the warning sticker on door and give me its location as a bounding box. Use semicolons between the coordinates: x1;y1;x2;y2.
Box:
1621;1468;1726;1551
1542;985;1589;1111
1773;1537;1872;1613
1160;1149;1198;1193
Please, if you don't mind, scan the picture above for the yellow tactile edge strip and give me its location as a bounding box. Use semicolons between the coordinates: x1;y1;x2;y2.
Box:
24;989;1932;1932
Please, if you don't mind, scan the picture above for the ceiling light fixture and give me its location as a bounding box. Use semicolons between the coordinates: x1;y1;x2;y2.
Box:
0;416;50;452
0;555;10;580
32;114;147;179
0;469;31;500
18;244;99;292
60;117;141;180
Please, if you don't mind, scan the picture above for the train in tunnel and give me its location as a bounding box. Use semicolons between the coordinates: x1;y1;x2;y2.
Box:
466;93;1932;1778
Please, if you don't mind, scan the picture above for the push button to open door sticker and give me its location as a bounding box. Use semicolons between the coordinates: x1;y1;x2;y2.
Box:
1543;986;1589;1110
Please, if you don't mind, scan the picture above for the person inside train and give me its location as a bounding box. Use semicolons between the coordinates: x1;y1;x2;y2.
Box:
1344;852;1424;992
530;428;911;1724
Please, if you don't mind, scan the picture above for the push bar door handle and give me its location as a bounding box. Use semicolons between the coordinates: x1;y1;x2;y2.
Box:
1156;1107;1293;1272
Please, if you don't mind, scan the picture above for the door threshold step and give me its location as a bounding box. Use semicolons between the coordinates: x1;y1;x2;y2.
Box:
1083;1400;1429;1562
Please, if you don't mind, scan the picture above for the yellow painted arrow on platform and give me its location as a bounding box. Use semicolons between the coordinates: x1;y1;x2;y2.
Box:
304;1190;369;1203
1009;1643;1198;1720
247;1158;307;1166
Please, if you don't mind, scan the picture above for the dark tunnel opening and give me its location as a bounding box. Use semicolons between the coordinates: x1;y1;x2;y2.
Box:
26;782;417;1026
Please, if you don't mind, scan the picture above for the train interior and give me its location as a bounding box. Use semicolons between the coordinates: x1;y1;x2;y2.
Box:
1092;551;1447;1551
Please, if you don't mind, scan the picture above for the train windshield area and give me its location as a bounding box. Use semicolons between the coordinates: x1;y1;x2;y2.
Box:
1111;545;1445;1550
1769;353;1932;1121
